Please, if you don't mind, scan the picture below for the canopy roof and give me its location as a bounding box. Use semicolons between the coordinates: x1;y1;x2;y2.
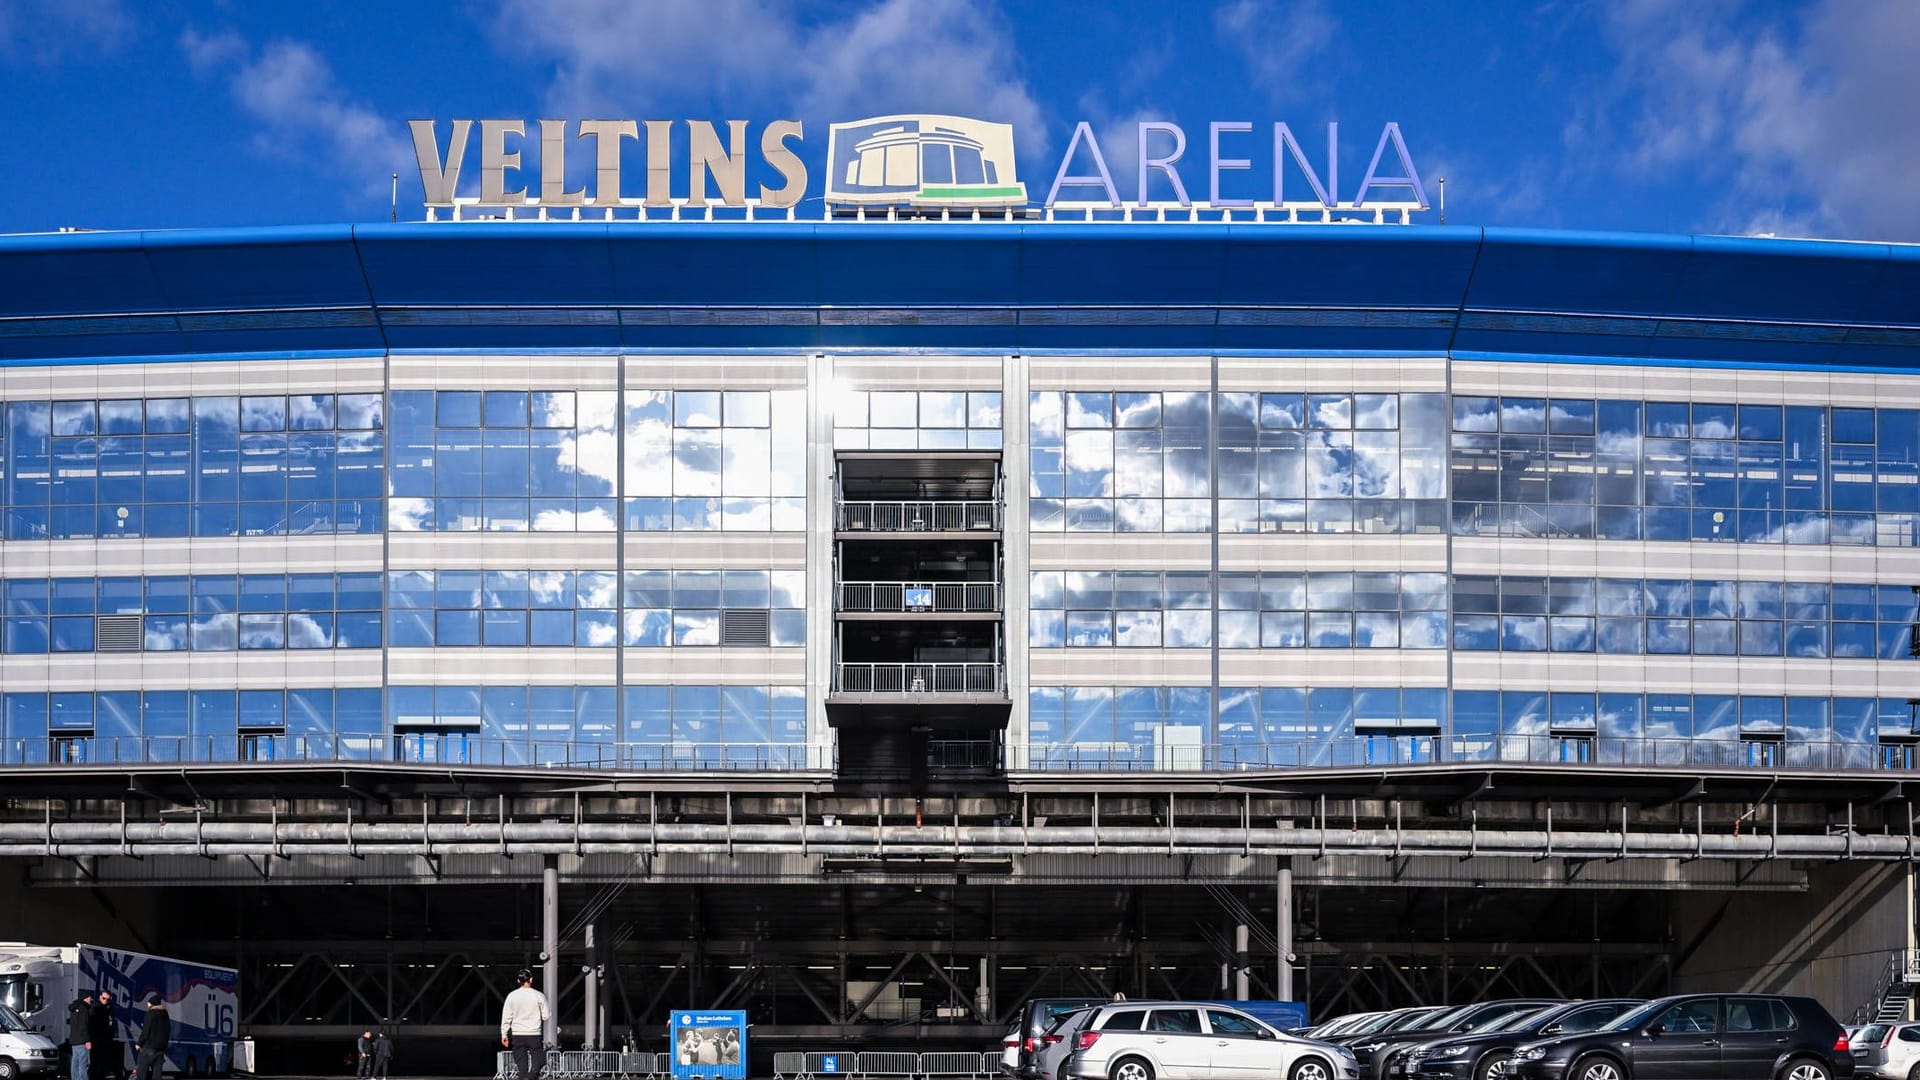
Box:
1;223;1916;367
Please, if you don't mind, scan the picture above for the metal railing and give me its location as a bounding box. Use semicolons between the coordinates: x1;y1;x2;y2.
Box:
3;735;834;771
833;662;1004;695
1011;733;1920;773
838;581;1001;613
837;500;1000;532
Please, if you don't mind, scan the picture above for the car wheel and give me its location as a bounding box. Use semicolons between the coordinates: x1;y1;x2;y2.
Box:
0;1058;15;1080
1780;1060;1831;1080
1908;1063;1920;1080
1476;1053;1513;1080
1288;1057;1333;1080
1574;1057;1625;1080
1110;1058;1154;1080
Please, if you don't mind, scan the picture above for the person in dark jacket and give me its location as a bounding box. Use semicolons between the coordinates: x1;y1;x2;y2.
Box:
133;997;170;1080
88;992;117;1080
66;993;93;1080
372;1030;393;1079
356;1032;375;1078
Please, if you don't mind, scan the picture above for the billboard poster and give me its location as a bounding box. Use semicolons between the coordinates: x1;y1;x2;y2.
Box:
669;1010;747;1080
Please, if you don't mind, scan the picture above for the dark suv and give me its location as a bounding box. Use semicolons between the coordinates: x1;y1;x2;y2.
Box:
1404;999;1643;1080
1004;998;1106;1079
1348;1000;1561;1080
1509;994;1854;1080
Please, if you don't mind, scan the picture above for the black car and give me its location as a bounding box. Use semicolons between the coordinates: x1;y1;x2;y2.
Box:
1508;993;1855;1080
1003;998;1106;1079
1405;999;1644;1080
1349;1000;1562;1080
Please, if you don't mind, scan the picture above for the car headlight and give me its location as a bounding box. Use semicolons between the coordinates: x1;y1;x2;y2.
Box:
1354;1041;1385;1053
1334;1048;1357;1061
1427;1045;1468;1059
1518;1047;1547;1061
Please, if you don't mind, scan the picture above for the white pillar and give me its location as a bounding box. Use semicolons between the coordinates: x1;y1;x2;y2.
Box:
584;923;598;1049
543;856;560;1045
1234;924;1250;1000
1277;863;1295;1001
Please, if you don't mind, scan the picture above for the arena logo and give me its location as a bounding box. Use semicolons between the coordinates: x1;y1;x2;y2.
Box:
825;115;1027;208
409;115;1424;212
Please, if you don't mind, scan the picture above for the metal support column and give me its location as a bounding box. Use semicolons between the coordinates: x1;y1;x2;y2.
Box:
543;855;559;1045
1277;862;1294;1002
1233;924;1250;1000
584;922;598;1049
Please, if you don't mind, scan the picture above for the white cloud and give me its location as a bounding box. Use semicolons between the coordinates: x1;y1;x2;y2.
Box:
0;0;131;65
1212;0;1337;103
493;0;1048;158
180;31;412;202
1599;0;1920;240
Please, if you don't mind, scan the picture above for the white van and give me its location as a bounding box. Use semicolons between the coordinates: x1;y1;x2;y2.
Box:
0;1002;59;1080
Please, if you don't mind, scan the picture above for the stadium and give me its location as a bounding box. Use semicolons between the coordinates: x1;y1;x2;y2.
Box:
2;216;1919;1067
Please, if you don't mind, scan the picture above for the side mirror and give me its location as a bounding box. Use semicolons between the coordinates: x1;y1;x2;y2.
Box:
1255;1029;1275;1041
1645;1025;1666;1038
1540;1025;1562;1036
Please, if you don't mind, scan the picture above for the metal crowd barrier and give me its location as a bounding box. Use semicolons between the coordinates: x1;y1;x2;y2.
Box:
919;1052;988;1079
854;1052;921;1078
804;1051;856;1078
516;1047;998;1080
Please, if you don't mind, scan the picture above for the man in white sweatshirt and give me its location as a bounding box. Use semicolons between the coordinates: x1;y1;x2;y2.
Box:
500;969;550;1080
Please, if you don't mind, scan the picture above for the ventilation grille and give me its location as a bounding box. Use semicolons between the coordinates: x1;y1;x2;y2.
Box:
721;609;770;647
97;614;143;652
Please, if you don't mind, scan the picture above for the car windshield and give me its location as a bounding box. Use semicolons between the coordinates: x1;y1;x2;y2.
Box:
0;1004;27;1033
1858;1025;1889;1045
1461;1005;1543;1033
1044;1010;1094;1035
1488;1007;1556;1034
1382;1008;1444;1032
1347;1012;1407;1036
1415;1004;1480;1032
1599;1001;1671;1033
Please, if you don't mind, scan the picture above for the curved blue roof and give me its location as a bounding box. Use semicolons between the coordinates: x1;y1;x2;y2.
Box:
0;223;1916;367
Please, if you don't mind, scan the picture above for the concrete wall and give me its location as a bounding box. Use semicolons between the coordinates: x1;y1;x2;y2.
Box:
0;864;158;950
1672;861;1915;1019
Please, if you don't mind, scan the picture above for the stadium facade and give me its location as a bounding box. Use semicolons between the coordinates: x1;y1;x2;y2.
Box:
4;221;1920;1054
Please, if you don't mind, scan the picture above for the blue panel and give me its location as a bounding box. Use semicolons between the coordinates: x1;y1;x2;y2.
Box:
141;227;370;311
1220;225;1480;309
1464;228;1692;318
1667;234;1889;325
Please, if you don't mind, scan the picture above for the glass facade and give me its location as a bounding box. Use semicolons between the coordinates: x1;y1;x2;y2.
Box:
1451;396;1920;545
3;356;1919;776
5;393;384;540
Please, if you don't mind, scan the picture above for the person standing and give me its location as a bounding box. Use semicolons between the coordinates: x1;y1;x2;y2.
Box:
66;992;93;1080
88;992;117;1080
356;1031;374;1078
499;969;549;1080
132;997;170;1080
372;1029;393;1080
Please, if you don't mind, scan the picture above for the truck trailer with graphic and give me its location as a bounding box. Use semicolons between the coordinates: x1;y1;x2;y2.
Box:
0;945;240;1077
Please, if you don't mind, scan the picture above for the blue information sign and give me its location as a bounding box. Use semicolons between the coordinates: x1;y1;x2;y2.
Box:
669;1010;748;1080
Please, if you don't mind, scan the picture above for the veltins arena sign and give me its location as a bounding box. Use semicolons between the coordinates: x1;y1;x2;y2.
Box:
409;115;1427;212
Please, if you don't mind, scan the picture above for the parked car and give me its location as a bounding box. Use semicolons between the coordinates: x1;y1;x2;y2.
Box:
1317;1009;1446;1044
1402;999;1643;1080
1852;1021;1920;1079
1349;1001;1563;1080
1509;993;1854;1080
1033;1007;1103;1080
1007;999;1109;1078
1060;999;1360;1080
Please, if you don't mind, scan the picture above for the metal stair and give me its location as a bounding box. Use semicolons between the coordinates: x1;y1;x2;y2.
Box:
1853;949;1920;1025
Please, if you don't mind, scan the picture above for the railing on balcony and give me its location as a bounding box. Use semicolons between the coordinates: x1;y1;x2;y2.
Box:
839;581;1002;613
838;500;1000;532
834;661;1005;695
3;735;835;770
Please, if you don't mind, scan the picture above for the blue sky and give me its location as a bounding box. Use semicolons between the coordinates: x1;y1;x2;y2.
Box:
2;0;1917;240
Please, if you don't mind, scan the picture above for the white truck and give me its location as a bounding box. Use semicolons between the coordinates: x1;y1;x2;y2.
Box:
0;945;240;1078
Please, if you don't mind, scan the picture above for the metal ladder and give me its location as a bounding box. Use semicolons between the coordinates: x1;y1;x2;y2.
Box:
1852;949;1920;1025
